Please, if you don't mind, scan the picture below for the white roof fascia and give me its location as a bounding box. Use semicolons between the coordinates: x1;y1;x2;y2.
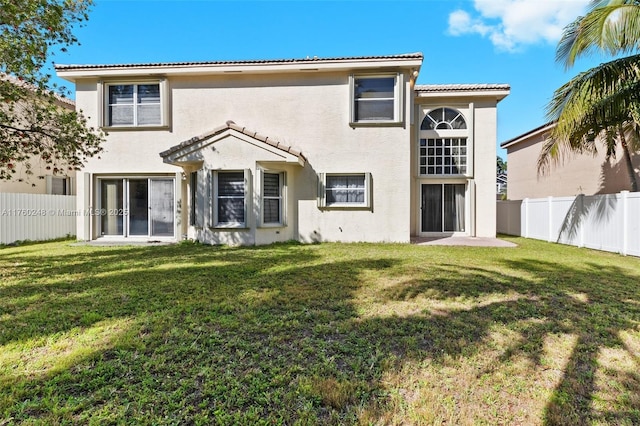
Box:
56;58;423;82
501;122;556;149
415;89;511;102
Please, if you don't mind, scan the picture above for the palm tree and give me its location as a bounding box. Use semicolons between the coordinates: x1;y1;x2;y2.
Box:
539;0;640;191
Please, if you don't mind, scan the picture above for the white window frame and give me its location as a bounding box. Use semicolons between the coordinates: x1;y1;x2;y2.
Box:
419;137;469;177
318;172;372;209
419;106;472;178
46;176;74;195
212;169;251;228
258;169;287;227
189;171;198;227
101;79;167;129
350;73;403;125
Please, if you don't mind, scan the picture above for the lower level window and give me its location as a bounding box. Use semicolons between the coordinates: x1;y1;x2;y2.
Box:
214;171;247;227
320;173;371;208
262;171;284;225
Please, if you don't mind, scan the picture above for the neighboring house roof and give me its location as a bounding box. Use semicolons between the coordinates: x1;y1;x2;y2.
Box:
0;73;75;110
55;53;424;80
501;121;556;149
160;120;307;166
415;84;510;101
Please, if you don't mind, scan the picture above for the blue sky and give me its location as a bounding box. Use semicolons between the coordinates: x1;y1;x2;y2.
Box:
49;0;606;158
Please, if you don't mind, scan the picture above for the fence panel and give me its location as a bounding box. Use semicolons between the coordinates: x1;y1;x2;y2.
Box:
496;200;522;235
627;192;640;257
580;194;624;253
526;198;550;240
497;191;639;257
0;193;76;245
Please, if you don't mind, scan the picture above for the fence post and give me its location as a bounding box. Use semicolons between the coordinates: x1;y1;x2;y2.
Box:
548;196;554;242
621;190;629;256
577;194;585;248
523;198;529;238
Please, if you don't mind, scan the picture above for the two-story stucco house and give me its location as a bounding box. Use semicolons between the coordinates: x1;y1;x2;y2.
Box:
55;53;509;245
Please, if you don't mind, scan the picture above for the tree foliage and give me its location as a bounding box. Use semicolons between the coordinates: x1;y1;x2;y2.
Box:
497;156;507;175
0;0;104;182
540;0;640;191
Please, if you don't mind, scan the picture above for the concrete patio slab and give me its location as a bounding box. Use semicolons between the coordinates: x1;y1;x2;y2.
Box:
71;240;175;247
411;236;518;247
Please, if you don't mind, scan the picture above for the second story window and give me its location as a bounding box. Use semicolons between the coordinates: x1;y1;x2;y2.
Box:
106;82;162;127
351;74;402;124
419;107;470;177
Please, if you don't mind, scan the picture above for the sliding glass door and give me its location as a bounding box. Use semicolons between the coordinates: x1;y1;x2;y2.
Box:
99;177;174;238
421;183;466;233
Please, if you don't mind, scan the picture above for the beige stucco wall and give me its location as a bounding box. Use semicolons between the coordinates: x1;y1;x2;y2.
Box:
506;131;640;200
72;71;413;244
411;98;500;238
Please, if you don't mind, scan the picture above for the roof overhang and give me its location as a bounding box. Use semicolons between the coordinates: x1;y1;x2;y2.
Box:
415;84;511;103
500;122;556;149
56;53;424;82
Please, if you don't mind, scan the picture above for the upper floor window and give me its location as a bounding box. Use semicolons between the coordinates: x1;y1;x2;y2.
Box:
104;82;164;127
351;74;402;124
420;138;468;175
421;107;466;130
419;107;470;176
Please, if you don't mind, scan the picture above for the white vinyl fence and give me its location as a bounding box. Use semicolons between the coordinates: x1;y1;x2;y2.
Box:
497;191;640;257
0;193;77;245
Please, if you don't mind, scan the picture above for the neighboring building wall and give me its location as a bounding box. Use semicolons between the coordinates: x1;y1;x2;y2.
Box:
504;125;640;200
0;76;77;195
0;158;75;195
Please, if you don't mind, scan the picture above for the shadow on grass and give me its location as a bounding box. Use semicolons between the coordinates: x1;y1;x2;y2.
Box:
1;241;639;424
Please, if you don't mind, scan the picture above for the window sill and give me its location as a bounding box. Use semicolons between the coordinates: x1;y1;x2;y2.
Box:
101;125;170;131
321;204;372;211
349;120;404;128
210;224;249;230
419;174;472;179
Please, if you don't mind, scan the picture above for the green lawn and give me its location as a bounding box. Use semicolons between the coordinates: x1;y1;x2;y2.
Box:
1;237;639;425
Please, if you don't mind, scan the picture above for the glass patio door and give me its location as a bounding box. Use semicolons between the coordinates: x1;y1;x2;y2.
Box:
421;183;466;233
99;178;174;237
150;179;174;237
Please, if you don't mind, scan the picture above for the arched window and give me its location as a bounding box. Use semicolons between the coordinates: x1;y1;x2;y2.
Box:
421;107;466;130
419;107;469;176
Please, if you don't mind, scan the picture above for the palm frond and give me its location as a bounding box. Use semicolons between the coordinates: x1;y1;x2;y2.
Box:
547;54;640;122
557;1;640;68
539;54;640;174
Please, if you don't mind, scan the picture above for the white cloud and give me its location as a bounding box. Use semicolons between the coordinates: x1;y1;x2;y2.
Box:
448;0;591;51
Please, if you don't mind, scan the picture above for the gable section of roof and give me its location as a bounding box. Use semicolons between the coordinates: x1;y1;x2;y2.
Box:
160;120;307;166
